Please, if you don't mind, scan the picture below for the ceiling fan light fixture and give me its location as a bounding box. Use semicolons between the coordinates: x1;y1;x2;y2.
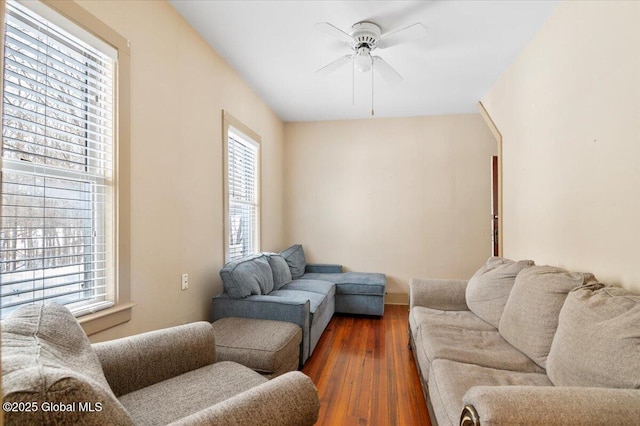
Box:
354;47;372;72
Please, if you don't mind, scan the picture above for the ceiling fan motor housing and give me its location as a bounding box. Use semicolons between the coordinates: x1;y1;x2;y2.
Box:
350;22;381;50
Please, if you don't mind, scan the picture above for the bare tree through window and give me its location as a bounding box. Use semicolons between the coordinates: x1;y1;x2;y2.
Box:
226;128;258;261
1;1;115;318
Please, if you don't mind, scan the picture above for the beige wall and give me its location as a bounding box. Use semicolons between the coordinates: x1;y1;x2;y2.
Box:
74;0;285;341
284;115;497;299
482;1;640;291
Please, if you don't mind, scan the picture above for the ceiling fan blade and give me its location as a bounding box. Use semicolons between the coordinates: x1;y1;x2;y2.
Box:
373;56;403;84
377;23;427;49
315;54;353;76
314;22;354;44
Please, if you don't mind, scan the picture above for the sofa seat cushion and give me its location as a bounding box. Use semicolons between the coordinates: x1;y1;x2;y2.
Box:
1;304;134;425
301;272;386;295
280;279;336;296
428;359;552;426
499;266;598;369
119;361;267;426
547;285;640;389
409;307;495;341
465;257;534;328
269;288;334;323
418;325;544;378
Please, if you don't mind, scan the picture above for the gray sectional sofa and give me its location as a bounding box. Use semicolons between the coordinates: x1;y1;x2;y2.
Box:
2;304;320;426
212;244;386;364
409;257;640;426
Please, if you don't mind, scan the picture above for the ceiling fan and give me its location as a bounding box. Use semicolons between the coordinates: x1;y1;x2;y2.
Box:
314;21;427;83
314;20;427;115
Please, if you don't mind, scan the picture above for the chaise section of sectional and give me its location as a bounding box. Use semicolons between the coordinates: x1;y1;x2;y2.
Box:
303;265;386;316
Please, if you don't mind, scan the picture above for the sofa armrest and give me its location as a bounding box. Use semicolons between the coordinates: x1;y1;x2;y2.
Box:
167;371;320;426
462;386;640;426
92;322;216;397
305;263;342;273
409;278;469;311
211;294;311;363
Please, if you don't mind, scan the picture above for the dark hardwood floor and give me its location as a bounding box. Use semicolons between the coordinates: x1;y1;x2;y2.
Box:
302;305;431;426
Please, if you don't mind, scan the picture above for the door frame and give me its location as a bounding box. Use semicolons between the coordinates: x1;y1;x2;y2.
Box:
478;101;503;256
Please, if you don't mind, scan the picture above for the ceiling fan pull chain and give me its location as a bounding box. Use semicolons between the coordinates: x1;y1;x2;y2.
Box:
371;58;375;116
352;56;355;105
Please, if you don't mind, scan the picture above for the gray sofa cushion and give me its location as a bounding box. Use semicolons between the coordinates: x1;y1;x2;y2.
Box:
465;257;534;328
499;266;597;368
418;325;544;378
269;290;327;320
280;244;306;279
280;279;335;296
429;359;552;426
301;272;386;295
220;254;274;298
547;286;640;389
409;306;495;341
266;253;293;290
1;304;134;425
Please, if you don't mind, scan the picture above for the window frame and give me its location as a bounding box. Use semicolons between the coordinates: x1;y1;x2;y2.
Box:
222;110;261;263
0;0;132;335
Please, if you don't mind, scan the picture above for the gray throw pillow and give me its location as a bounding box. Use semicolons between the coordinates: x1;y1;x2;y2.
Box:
499;265;597;368
280;244;306;280
547;285;640;389
220;254;274;298
1;304;134;425
465;257;534;328
266;253;292;290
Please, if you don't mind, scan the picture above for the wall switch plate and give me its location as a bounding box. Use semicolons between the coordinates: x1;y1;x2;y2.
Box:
181;273;189;290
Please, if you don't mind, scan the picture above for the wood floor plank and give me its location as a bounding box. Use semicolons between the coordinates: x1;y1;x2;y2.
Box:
303;305;431;426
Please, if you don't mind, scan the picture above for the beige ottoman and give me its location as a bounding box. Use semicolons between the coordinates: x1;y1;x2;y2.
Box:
211;317;302;378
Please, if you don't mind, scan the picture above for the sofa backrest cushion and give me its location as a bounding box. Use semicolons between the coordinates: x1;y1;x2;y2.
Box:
220;254;274;298
547;286;640;389
1;304;134;425
499;266;598;369
465;257;534;328
280;244;306;280
266;253;292;290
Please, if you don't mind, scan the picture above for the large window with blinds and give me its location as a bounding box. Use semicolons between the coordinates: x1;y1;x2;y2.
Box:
223;114;260;263
0;1;117;319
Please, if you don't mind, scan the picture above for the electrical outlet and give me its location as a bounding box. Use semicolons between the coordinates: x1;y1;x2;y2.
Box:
181;273;189;291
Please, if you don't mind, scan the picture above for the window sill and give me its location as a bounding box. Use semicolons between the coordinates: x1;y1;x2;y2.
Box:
78;302;135;336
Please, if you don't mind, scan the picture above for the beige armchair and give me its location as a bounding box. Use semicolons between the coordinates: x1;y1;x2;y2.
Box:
2;304;319;425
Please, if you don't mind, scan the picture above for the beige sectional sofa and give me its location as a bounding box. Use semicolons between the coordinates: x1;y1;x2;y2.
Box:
2;304;320;425
409;257;640;426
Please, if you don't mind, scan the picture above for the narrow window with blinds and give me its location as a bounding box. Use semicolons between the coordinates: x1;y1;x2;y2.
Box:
226;128;259;262
0;1;117;319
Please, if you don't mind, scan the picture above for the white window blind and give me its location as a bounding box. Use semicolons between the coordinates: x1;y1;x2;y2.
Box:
1;1;116;319
227;129;258;261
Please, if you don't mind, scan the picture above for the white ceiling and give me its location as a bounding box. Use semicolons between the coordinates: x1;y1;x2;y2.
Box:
169;1;559;122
